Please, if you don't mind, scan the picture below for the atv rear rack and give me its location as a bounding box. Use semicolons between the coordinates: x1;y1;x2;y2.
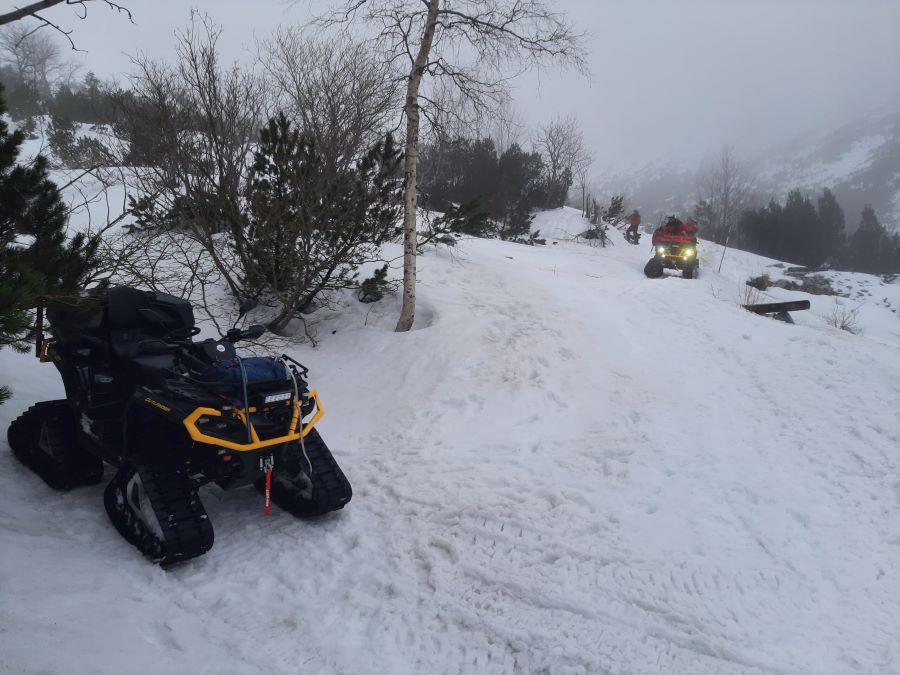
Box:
183;389;323;452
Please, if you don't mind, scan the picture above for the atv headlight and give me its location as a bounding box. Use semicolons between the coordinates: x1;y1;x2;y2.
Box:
263;391;292;404
683;248;695;258
656;246;667;256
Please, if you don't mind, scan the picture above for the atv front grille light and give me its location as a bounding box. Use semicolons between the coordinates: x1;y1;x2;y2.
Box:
182;389;323;452
656;246;695;259
263;391;292;403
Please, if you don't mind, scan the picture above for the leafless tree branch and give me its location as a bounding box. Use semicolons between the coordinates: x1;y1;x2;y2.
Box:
257;27;400;172
0;1;133;49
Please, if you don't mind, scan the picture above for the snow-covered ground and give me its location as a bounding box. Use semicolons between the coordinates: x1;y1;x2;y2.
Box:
2;208;900;674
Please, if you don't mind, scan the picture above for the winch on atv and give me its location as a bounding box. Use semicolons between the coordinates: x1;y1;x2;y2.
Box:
7;287;352;566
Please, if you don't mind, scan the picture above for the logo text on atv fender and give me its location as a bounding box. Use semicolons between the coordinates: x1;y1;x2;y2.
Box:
144;397;172;413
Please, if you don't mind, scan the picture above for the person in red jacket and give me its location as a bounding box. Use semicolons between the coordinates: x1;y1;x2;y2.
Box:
652;216;697;245
684;217;699;239
626;209;641;243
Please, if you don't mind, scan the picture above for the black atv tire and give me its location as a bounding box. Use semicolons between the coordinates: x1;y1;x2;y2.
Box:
682;264;699;280
644;258;664;278
260;428;352;518
104;461;214;566
7;401;104;490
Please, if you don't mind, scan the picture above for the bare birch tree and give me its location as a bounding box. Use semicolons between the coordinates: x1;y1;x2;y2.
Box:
534;115;585;200
696;145;754;270
0;23;83;94
481;97;525;156
1;24;59;91
573;158;592;216
324;0;586;332
533;114;592;213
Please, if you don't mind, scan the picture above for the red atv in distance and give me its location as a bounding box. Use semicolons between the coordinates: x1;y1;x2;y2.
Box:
644;216;699;279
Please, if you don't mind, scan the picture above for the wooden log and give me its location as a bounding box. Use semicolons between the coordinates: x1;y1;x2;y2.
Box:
743;300;811;314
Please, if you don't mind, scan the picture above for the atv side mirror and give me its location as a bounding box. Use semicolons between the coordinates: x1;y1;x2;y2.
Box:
238;298;257;318
224;324;264;343
242;324;265;340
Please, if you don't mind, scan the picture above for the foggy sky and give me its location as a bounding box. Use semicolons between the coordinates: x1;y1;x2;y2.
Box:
32;0;900;176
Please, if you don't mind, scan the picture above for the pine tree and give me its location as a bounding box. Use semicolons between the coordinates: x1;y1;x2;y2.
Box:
434;199;491;237
848;205;894;274
814;188;846;267
602;195;625;225
0;84;100;403
739;199;784;260
493;143;543;237
782;190;818;265
244;112;402;331
692;200;718;242
357;264;390;303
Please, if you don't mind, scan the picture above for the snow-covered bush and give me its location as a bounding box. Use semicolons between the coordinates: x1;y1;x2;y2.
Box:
827;302;862;335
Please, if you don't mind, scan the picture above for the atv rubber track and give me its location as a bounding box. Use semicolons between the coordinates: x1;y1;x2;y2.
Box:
104;462;214;566
263;428;352;518
8;401;104;490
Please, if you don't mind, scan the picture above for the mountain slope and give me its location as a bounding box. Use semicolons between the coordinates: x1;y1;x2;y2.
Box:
1;209;899;674
598;109;900;231
756;110;900;229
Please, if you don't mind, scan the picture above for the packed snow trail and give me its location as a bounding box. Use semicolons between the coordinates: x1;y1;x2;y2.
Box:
2;208;899;674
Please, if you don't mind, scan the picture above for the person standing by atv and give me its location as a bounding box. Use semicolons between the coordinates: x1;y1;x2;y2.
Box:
683;216;699;242
626;209;641;244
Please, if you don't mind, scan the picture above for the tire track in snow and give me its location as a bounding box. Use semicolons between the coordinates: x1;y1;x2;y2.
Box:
375;247;787;672
412;509;784;674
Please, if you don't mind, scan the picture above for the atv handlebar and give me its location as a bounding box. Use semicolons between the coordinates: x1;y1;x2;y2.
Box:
137;325;266;365
138;339;180;355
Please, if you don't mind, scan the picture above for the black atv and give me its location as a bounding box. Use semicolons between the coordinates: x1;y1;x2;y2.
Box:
644;241;699;279
7;287;352;565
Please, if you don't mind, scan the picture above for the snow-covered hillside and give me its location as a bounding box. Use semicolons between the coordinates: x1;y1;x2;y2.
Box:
756;110;900;230
2;208;899;674
598;108;900;232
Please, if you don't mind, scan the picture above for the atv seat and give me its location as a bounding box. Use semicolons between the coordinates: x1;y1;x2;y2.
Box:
105;287;196;360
